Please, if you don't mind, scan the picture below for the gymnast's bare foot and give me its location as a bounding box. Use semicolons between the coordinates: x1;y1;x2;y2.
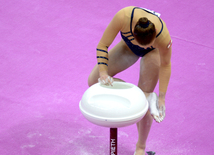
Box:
134;148;145;155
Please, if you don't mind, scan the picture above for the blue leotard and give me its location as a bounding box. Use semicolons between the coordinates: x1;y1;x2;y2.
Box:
121;7;163;57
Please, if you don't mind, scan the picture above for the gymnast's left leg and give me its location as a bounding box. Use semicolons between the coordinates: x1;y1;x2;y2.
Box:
135;48;160;155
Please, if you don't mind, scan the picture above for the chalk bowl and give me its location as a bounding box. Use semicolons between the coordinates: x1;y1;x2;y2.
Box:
79;82;148;128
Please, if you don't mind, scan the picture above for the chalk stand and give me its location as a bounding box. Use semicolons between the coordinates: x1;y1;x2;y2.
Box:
79;82;148;155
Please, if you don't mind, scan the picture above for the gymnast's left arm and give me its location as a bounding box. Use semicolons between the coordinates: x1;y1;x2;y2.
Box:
158;42;171;105
156;24;172;121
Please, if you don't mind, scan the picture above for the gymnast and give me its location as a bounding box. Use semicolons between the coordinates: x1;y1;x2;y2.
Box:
88;6;172;155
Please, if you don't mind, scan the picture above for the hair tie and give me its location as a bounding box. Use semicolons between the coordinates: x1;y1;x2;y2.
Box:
140;21;150;28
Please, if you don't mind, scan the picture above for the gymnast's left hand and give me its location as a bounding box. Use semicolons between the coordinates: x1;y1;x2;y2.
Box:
157;97;166;122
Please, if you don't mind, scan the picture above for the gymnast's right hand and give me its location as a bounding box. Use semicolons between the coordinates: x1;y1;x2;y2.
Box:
98;72;114;86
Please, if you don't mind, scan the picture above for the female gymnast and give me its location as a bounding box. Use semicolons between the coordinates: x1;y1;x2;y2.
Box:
88;6;172;155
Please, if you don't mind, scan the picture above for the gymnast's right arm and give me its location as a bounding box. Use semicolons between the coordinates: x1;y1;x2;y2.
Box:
96;9;124;84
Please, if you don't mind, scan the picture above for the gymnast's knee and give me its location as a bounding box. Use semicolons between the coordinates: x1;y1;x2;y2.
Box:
88;74;97;87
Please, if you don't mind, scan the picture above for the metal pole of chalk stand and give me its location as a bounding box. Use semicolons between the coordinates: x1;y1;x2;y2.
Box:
110;128;117;155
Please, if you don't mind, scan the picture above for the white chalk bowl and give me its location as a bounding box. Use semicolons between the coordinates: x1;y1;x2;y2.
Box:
79;82;148;128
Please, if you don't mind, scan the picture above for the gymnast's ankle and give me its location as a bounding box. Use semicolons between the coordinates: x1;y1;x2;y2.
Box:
135;143;146;155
